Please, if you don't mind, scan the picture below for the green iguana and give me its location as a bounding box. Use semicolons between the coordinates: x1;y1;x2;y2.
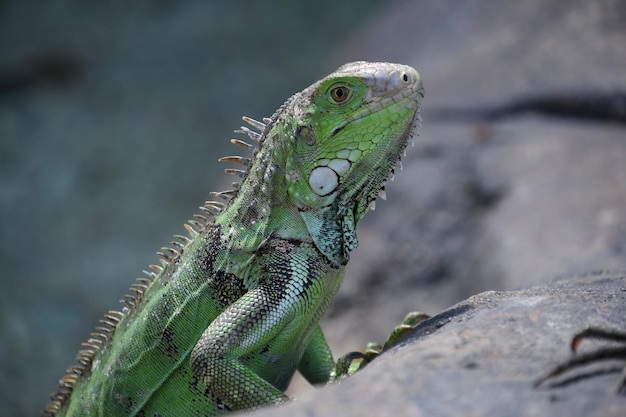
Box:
43;61;425;416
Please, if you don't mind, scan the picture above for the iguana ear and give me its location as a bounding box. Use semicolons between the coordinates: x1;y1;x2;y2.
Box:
299;206;357;267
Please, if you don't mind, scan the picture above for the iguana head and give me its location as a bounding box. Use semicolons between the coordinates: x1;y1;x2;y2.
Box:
220;62;423;265
287;62;422;210
280;61;424;264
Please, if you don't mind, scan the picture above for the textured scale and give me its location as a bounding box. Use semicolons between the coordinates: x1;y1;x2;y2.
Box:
43;62;424;416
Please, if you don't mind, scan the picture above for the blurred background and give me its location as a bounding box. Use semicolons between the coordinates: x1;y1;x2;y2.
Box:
1;1;625;415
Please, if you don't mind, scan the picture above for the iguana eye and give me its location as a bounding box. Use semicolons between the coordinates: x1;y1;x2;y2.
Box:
330;86;350;103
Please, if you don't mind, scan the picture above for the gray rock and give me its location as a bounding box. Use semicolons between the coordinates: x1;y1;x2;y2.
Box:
255;272;626;417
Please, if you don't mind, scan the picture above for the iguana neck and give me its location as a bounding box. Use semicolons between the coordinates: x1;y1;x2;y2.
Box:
214;116;306;242
215;110;351;267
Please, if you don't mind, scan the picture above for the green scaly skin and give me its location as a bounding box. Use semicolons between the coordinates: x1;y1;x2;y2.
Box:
43;61;424;416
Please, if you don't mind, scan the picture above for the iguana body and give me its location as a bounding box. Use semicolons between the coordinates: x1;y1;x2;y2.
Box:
44;61;424;416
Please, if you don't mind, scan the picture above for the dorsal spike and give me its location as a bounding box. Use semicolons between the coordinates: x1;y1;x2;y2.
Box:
97;317;115;328
378;188;387;200
136;277;151;285
199;205;219;216
88;335;105;343
187;220;204;232
173;234;191;244
183;223;199;238
127;292;141;302
93;326;111;334
230;138;254;151
156;251;172;261
98;318;117;328
210;190;237;200
67;365;84;375
263;117;272;124
191;215;210;228
160;246;178;257
142;269;157;279
171;240;185;250
242;115;267;132
235;125;262;142
90;332;107;342
59;374;78;387
205;200;225;209
81;339;101;348
131;280;148;289
218;155;251;166
130;283;147;293
107;310;124;319
122;293;138;301
121;296;136;308
224;168;246;178
76;353;93;366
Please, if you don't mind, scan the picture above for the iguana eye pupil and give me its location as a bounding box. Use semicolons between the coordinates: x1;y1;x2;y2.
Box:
402;73;409;82
330;86;349;103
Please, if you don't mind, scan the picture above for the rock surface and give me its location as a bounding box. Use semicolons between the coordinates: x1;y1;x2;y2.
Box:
256;272;626;417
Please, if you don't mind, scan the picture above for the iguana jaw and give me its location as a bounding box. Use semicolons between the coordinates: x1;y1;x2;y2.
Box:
360;104;422;213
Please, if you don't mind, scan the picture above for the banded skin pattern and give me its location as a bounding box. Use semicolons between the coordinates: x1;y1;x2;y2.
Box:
43;62;424;416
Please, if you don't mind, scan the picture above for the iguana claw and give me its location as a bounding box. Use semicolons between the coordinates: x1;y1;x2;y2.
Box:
331;311;430;380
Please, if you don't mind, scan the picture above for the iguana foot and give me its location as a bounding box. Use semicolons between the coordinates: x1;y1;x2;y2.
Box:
331;311;430;381
535;327;626;394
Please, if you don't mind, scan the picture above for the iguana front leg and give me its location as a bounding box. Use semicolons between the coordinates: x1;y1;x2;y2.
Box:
297;325;335;385
190;285;290;410
190;241;343;411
